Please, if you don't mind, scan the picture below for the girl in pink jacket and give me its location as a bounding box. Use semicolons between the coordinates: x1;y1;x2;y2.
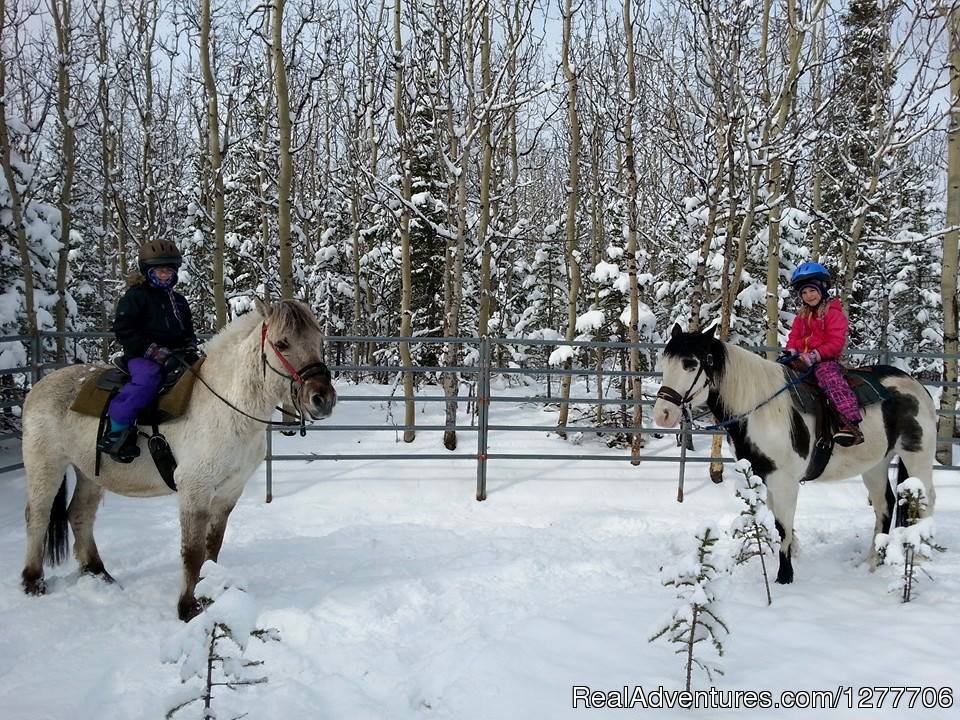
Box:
784;262;863;446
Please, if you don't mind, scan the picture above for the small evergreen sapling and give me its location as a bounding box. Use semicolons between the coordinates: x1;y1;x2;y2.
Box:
163;561;280;719
730;459;779;605
650;524;729;691
874;479;944;603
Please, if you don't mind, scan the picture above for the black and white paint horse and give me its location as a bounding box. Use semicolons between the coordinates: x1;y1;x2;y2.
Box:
652;324;936;584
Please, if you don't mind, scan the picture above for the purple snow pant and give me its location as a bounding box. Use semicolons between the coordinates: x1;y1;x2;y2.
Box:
814;360;862;424
107;357;163;426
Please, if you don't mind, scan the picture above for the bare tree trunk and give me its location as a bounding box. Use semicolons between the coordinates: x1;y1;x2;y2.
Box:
200;0;227;328
764;0;807;357
393;0;415;443
939;5;960;465
476;6;495;337
441;0;470;451
272;0;294;299
50;0;74;363
95;0;113;358
623;0;643;463
0;7;38;350
259;9;274;300
139;0;158;246
810;18;825;262
558;0;581;432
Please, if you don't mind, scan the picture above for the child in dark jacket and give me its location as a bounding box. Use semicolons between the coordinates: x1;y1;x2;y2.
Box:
783;261;863;447
98;240;197;462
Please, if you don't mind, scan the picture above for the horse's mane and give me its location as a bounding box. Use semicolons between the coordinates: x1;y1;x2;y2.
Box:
202;310;262;357
268;299;322;338
202;300;320;358
717;343;793;418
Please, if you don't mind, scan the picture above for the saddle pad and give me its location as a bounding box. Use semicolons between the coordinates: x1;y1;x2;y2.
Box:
69;358;205;421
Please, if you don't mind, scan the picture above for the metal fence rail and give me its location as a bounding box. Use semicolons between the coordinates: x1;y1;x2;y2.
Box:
2;331;959;493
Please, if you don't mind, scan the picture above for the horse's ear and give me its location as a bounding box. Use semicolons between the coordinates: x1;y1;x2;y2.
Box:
702;324;717;339
671;323;682;338
253;296;271;318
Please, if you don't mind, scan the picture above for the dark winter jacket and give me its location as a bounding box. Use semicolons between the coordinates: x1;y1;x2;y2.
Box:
113;274;197;361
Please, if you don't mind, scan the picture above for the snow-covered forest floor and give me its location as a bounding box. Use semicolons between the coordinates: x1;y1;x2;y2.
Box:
0;381;958;720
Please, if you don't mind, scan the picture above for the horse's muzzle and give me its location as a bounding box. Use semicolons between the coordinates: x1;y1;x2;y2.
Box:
652;398;681;428
308;387;337;419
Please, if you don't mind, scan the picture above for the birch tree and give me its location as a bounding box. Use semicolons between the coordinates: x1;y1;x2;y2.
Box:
200;0;226;327
940;2;960;464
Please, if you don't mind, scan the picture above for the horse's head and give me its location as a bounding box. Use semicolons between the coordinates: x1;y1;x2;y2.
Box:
257;298;337;420
652;323;723;428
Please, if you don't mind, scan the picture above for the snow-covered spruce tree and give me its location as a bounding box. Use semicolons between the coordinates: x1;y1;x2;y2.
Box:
730;459;779;606
874;479;944;603
163;561;279;719
406;73;448;373
650;524;729;692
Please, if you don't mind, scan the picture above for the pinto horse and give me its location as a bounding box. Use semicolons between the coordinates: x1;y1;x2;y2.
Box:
652;324;936;584
20;298;336;620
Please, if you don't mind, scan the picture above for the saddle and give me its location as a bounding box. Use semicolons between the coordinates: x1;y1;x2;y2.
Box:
70;354;205;491
70;355;205;423
789;365;890;482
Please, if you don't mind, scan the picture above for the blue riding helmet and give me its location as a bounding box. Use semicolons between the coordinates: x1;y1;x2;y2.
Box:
790;261;831;292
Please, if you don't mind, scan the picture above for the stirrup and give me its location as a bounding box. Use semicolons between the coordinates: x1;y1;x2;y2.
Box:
98;426;141;463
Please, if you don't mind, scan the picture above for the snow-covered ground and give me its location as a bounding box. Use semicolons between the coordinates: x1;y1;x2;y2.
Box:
0;381;958;719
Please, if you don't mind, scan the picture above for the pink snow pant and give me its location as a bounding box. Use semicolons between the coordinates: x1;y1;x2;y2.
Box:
813;360;862;424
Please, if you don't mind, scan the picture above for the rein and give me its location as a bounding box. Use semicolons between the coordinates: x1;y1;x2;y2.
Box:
697;367;813;430
657;357;813;430
170;322;328;436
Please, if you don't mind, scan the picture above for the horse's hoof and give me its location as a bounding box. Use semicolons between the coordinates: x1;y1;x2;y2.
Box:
178;597;202;622
81;564;116;584
23;577;47;596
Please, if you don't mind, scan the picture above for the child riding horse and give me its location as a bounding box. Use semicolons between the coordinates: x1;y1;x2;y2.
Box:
97;240;198;462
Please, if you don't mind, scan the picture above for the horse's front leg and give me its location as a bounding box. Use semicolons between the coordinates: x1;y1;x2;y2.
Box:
765;470;800;584
177;484;211;622
205;482;244;564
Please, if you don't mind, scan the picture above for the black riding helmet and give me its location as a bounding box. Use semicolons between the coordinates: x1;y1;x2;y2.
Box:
138;240;182;274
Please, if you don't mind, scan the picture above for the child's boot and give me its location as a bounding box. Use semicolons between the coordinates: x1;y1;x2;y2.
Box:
833;422;864;447
97;418;141;462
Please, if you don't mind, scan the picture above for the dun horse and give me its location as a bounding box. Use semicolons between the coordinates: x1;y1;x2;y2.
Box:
20;299;336;620
653;324;936;584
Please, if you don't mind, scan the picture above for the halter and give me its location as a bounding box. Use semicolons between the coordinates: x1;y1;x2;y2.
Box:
260;323;330;385
656;354;713;408
260;322;331;433
656;353;814;431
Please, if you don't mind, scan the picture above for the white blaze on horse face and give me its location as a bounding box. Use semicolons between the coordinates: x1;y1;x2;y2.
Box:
653;354;706;428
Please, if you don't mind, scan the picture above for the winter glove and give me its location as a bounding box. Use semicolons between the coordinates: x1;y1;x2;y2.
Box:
145;343;172;364
799;349;820;367
776;350;799;365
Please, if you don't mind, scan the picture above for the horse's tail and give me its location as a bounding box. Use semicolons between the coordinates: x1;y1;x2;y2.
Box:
45;476;70;566
883;459;910;533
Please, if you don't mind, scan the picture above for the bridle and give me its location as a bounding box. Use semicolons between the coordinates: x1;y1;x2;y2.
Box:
260;323;330;387
656;351;814;431
260;322;332;422
171;322;332;437
656;353;713;409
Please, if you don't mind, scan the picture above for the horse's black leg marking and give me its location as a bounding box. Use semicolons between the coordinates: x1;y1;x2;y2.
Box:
789;408;810;458
883;458;910;532
881;390;923;455
707;392;777;478
774;519;794;584
80;559;116;584
21;566;47;595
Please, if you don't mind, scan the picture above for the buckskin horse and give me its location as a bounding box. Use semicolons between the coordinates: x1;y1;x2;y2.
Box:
653;324;936;584
20;298;336;620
